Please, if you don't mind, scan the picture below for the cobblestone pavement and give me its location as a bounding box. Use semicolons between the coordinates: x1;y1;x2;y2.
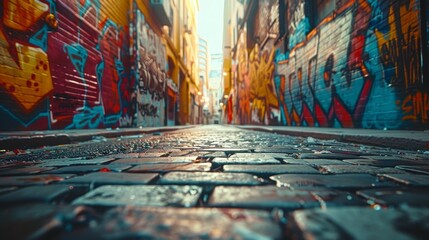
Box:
1;125;429;239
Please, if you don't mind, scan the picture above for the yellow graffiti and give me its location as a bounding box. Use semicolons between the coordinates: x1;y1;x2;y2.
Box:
0;30;53;110
236;36;251;123
375;0;421;88
100;0;129;27
248;44;278;122
3;0;49;31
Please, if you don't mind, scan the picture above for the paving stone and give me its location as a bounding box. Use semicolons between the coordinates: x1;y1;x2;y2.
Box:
66;207;282;239
362;156;409;161
0;174;74;187
319;165;406;175
212;157;280;165
73;185;202;207
182;151;211;157
199;148;252;154
280;158;309;164
299;153;362;160
301;159;351;166
203;151;227;158
45;164;132;174
271;174;394;189
168;151;194;157
208;186;362;209
344;159;428;167
357;187;429;207
287;206;429;240
108;152;168;159
254;147;312;154
160;172;261;185
112;156;197;165
139;152;169;157
39;157;115;167
223;164;320;175
229;152;292;159
127;163;211;173
0;166;54;176
0;184;87;204
61;172;157;186
0;204;85;239
379;174;429;186
395;165;429;175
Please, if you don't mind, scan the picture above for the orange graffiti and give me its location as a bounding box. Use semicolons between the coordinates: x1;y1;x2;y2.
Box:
249;44;278;123
236;36;251;123
0;29;53;111
3;0;49;31
375;0;421;88
402;92;429;122
0;0;53;111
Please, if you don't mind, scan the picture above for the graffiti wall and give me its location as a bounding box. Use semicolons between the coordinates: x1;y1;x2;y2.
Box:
132;5;166;127
230;0;425;130
273;0;428;129
0;0;132;130
231;0;427;129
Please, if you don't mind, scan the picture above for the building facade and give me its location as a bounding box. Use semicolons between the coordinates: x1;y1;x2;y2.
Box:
208;53;223;124
223;0;429;129
0;0;200;131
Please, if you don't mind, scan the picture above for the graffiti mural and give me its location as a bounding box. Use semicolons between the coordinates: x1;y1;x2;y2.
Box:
287;0;310;49
269;0;428;129
234;33;279;125
133;6;166;127
0;0;133;131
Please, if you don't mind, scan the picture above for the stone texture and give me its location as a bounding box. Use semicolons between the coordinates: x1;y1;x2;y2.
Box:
212;157;280;165
127;163;211;172
61;172;157;186
287;207;429;240
223;164;320;174
299;153;362;160
67;207;282;239
357;187;429;207
39;157;115;167
0;184;86;204
0;166;54;176
112;156;197;164
344;159;428;167
379;174;429;186
208;186;362;209
160;172;261;185
73;185;202;207
319;165;406;175
0;204;85;239
395;165;429;175
0;174;74;187
271;174;394;189
46;164;132;174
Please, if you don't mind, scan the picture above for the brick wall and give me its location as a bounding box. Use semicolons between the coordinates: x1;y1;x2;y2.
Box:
276;0;427;129
239;0;428;129
0;0;169;131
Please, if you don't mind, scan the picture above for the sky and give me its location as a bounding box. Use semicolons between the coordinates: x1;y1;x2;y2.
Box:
197;0;225;56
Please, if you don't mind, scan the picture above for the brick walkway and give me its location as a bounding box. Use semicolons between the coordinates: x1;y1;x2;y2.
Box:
1;125;429;239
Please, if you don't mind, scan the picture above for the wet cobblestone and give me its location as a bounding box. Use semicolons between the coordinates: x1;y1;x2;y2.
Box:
1;125;429;239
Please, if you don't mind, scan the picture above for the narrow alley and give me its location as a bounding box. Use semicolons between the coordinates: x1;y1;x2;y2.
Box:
1;125;429;239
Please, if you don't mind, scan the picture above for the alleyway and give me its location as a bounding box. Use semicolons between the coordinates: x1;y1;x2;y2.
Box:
1;125;429;239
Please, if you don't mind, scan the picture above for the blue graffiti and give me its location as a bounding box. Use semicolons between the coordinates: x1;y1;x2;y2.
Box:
64;43;89;105
288;18;310;49
66;105;104;129
30;25;48;51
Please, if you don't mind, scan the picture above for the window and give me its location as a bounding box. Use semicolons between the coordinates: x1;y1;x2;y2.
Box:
313;0;335;26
